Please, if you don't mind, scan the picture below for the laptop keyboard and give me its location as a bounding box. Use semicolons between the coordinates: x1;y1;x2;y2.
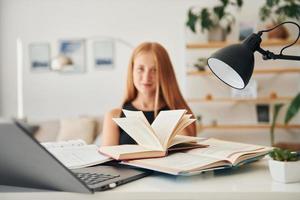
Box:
75;172;120;186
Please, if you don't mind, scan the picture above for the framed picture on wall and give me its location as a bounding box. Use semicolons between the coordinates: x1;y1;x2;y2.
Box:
29;43;51;71
256;104;270;123
93;40;114;69
58;39;86;73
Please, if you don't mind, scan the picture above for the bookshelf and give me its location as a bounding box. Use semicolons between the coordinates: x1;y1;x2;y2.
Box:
185;39;300;133
187;67;300;76
186;39;300;49
187;96;293;104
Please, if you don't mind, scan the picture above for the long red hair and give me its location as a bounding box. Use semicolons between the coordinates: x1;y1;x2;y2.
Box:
122;42;196;135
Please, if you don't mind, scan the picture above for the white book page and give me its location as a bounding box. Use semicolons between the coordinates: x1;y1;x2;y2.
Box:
186;138;265;161
128;152;224;174
166;118;196;148
168;135;199;147
113;117;162;150
41;139;86;149
172;117;196;136
164;114;191;148
172;114;192;135
151;109;186;148
100;145;155;155
227;148;272;164
46;145;111;169
122;109;153;132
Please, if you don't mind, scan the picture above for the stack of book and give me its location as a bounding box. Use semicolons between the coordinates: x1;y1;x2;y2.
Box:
99;109;272;175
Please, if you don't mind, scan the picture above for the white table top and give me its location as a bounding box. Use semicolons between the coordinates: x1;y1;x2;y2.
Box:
1;159;300;200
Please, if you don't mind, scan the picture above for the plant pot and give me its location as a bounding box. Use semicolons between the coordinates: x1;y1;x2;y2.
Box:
185;27;206;43
266;23;289;39
208;26;226;42
268;159;300;183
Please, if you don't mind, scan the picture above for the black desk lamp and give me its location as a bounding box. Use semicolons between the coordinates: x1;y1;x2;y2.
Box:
207;21;300;89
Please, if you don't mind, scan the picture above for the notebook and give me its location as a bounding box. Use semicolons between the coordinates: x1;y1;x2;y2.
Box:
41;139;112;169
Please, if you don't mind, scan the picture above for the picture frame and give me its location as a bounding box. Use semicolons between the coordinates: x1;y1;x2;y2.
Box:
58;39;86;73
29;43;51;71
256;104;270;123
93;40;114;69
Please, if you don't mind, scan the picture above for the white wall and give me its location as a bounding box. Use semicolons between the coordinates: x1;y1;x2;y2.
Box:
1;0;300;145
0;0;203;120
0;0;300;144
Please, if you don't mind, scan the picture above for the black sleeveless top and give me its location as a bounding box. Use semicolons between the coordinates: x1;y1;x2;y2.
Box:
119;102;169;145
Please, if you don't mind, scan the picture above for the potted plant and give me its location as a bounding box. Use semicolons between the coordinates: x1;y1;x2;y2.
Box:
268;148;300;183
193;57;208;71
186;0;243;41
259;0;300;39
270;93;300;150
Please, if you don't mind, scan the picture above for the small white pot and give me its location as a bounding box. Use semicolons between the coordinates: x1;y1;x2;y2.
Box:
207;26;226;42
268;159;300;183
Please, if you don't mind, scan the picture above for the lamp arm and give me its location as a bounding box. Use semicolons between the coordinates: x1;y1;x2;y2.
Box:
256;21;300;61
272;54;300;61
258;21;300;56
257;47;300;61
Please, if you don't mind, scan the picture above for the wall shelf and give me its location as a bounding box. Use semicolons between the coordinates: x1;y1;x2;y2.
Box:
187;67;300;76
197;124;300;130
186;39;300;49
186;38;300;136
187;96;293;104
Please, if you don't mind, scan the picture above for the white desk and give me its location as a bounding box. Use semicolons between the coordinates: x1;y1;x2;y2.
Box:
1;159;299;200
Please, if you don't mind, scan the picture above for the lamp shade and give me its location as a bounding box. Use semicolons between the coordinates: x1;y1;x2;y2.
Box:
207;43;255;89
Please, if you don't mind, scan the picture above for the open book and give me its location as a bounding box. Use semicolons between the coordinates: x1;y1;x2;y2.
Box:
122;138;273;175
99;109;207;160
42;139;112;169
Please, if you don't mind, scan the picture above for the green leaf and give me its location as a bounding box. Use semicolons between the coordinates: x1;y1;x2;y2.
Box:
270;148;300;161
266;0;279;7
275;148;284;161
200;8;214;32
236;0;243;7
282;149;290;160
213;6;225;19
186;9;198;33
281;4;300;18
270;103;284;146
260;0;300;22
285;93;300;124
220;0;229;6
259;6;271;21
186;0;244;33
269;150;275;159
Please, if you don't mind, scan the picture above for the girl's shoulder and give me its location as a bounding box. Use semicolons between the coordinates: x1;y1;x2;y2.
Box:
105;108;122;118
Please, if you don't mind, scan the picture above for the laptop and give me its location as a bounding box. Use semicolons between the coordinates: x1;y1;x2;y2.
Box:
0;120;151;193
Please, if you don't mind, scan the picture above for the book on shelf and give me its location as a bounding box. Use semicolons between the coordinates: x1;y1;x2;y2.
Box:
99;109;207;160
121;138;273;175
42;139;112;169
